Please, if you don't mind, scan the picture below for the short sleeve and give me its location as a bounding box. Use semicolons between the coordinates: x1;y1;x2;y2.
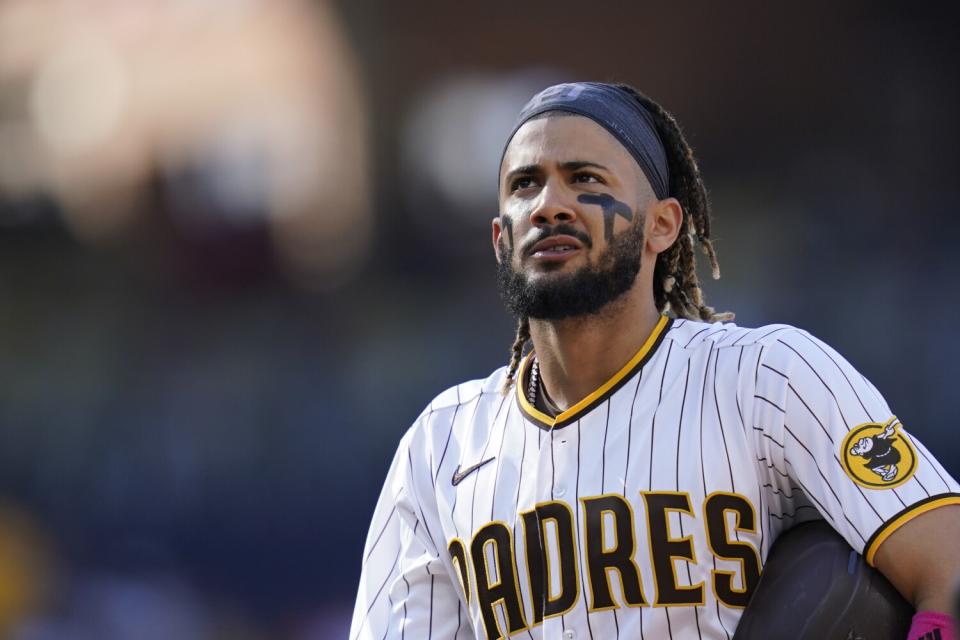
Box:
751;328;960;565
350;428;472;640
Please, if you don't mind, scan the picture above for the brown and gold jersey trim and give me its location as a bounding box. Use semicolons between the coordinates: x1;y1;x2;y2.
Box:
516;315;674;431
863;492;960;566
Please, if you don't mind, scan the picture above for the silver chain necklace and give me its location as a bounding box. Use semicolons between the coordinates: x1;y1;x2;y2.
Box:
527;356;540;405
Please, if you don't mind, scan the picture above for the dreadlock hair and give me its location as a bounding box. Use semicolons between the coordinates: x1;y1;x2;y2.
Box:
502;316;531;395
616;84;733;324
500;84;733;394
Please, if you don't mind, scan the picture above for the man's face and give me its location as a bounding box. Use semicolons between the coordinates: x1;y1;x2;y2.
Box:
494;114;656;320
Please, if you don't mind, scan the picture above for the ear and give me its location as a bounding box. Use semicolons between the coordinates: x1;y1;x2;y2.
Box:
492;216;503;263
645;197;683;256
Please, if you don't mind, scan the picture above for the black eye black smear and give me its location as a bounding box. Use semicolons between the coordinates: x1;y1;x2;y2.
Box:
577;194;634;241
500;215;514;251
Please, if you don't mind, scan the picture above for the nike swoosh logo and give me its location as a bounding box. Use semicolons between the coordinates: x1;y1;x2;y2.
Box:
451;457;496;486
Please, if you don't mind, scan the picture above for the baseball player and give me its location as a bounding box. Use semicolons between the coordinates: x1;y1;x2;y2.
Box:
351;82;960;640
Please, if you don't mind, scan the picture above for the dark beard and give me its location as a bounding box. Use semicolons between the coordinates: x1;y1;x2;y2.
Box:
496;222;644;321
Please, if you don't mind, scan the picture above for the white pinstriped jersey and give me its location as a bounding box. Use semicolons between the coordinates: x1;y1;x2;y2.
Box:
351;316;960;640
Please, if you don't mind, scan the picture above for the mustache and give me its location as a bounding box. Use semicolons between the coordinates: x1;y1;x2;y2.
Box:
518;224;593;256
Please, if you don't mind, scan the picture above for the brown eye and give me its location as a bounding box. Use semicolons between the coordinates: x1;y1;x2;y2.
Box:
573;172;602;184
510;176;536;192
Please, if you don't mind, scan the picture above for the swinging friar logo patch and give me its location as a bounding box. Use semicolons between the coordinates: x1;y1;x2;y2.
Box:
840;417;917;489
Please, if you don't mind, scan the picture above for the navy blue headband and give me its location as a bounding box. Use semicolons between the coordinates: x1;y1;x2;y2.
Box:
502;82;670;200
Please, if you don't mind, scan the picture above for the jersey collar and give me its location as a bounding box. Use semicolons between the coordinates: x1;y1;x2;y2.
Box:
516;315;674;431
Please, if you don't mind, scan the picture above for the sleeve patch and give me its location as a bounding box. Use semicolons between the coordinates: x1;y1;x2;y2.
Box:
840;417;917;489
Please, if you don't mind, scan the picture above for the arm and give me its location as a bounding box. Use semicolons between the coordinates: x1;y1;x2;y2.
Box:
874;504;960;612
752;330;960;601
350;430;470;640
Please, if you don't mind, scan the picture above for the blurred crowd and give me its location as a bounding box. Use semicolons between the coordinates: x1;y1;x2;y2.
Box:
0;0;958;637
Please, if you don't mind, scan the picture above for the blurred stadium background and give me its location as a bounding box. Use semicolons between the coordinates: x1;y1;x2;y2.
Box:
0;1;957;637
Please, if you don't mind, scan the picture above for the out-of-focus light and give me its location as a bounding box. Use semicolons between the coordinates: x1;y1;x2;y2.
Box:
30;34;128;156
400;71;562;254
0;504;54;634
0;0;371;288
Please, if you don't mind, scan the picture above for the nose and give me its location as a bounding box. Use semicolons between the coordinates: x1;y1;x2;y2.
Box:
529;180;577;226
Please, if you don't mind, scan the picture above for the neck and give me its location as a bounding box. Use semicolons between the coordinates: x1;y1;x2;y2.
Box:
528;290;662;411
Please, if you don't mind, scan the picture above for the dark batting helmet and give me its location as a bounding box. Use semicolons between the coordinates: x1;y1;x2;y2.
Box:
734;520;913;640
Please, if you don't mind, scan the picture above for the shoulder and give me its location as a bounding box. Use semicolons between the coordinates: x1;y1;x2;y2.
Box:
405;366;511;442
416;366;508;419
666;318;855;384
665;317;803;352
